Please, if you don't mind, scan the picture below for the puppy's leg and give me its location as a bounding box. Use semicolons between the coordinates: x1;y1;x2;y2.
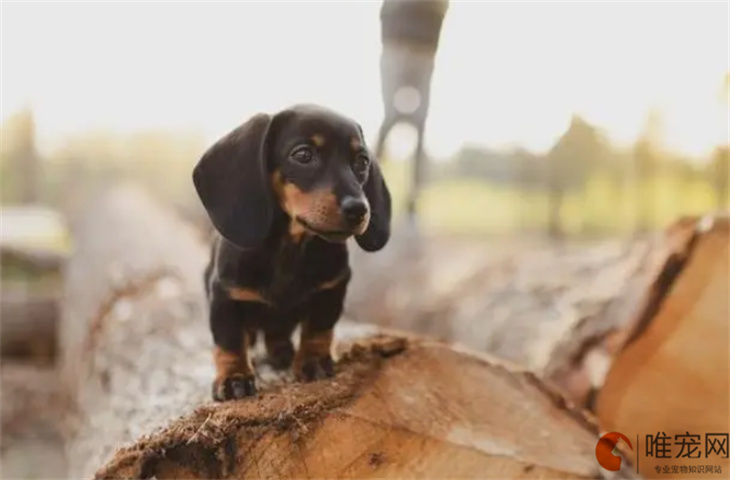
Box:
209;285;262;401
294;274;349;381
263;318;296;370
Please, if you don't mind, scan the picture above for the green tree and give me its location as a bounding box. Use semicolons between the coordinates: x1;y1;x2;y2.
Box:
632;109;666;232
545;115;609;238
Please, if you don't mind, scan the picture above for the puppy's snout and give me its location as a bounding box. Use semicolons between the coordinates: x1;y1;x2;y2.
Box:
340;196;368;227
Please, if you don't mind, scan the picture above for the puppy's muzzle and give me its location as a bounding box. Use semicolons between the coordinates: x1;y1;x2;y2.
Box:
340;196;369;230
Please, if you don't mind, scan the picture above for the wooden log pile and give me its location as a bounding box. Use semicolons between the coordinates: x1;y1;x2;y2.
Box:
16;183;721;480
58;186;631;480
595;215;729;479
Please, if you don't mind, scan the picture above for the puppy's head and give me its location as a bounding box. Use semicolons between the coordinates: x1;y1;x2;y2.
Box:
193;104;391;252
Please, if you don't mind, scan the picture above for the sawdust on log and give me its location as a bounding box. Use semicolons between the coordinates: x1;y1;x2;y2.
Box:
94;335;408;480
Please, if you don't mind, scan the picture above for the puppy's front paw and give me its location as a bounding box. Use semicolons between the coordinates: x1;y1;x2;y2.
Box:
294;354;335;382
212;374;257;401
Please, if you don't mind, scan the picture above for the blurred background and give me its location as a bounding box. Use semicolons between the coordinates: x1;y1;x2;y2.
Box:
0;1;728;477
2;1;728;236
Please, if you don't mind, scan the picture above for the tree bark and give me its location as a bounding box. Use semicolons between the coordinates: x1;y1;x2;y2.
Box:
60;185;623;480
541;225;685;409
58;185;211;479
347;228;653;392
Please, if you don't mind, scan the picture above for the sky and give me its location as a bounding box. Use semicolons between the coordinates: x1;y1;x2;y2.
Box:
1;1;728;161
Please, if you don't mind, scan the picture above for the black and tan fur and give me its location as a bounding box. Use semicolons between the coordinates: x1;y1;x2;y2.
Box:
193;104;392;401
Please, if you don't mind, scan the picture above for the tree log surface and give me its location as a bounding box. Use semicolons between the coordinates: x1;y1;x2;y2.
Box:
60;186;625;480
59;185;212;478
346;224;653;381
596;214;730;479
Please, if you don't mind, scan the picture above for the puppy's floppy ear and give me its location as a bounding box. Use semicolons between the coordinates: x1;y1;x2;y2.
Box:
193;113;275;249
356;157;392;252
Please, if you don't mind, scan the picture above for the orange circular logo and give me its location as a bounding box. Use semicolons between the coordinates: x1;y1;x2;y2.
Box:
596;432;633;471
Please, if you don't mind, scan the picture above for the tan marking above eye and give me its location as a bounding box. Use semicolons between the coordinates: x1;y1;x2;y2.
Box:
311;134;326;147
350;137;362;151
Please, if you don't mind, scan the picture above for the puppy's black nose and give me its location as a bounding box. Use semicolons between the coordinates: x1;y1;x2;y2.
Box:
340;196;368;225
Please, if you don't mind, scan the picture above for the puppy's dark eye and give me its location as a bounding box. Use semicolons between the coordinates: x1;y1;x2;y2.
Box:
290;146;315;165
352;153;370;176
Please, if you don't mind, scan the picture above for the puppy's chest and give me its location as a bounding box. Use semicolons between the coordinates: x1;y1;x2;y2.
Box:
232;239;346;308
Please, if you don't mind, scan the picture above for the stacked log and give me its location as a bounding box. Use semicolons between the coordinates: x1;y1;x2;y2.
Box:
59;186;623;480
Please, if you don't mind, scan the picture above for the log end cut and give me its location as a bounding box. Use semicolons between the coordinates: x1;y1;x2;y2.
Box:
95;334;614;480
597;214;730;479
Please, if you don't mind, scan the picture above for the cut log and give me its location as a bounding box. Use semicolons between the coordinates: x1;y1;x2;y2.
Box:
1;206;66;362
541;224;689;409
60;185;627;480
595;214;730;479
58;185;212;479
0;364;67;478
1;364;65;439
347;226;653;399
0;244;66;273
0;290;59;362
97;338;620;480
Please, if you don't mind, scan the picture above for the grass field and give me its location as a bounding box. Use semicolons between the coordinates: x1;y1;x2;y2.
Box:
380;159;722;238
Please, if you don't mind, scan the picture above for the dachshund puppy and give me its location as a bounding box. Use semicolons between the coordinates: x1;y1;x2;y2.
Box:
193;104;392;401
